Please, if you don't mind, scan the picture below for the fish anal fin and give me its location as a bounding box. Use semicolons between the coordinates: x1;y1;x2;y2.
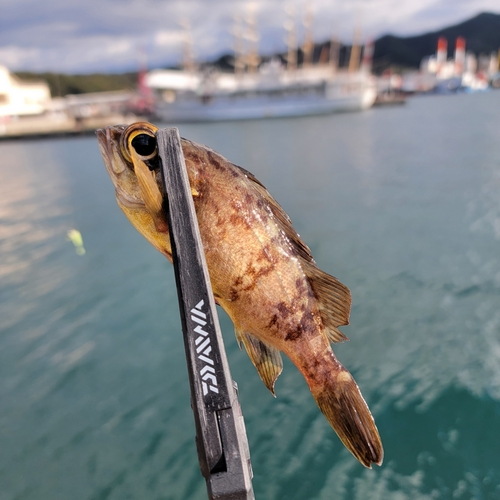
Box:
303;261;352;339
237;329;283;396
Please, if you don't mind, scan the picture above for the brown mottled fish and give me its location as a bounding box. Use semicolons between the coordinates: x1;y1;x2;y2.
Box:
96;122;383;468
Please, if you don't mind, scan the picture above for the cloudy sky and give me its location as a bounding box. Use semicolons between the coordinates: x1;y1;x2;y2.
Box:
0;0;498;74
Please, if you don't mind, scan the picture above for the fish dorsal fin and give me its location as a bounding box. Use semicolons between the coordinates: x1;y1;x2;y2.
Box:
240;166;351;342
235;328;283;396
239;166;314;263
303;261;351;342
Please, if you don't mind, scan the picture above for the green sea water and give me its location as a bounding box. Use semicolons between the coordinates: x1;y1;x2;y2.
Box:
1;91;500;500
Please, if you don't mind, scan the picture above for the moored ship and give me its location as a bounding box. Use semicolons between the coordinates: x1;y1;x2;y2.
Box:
146;62;376;123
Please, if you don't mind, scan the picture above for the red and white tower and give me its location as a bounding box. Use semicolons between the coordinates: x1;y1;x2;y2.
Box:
436;37;447;74
454;37;466;76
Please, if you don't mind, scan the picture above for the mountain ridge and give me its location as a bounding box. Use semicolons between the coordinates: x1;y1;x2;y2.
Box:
372;12;500;72
14;12;500;95
211;12;500;74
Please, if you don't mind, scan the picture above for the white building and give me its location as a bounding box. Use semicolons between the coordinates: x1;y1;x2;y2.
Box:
0;66;51;118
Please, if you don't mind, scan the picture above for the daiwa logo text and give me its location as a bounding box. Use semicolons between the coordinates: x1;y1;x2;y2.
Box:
191;300;219;396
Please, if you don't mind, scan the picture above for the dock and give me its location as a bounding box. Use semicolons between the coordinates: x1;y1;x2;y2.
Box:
0;112;146;140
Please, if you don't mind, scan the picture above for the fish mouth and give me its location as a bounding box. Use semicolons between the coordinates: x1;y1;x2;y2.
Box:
96;125;128;176
96;126;146;209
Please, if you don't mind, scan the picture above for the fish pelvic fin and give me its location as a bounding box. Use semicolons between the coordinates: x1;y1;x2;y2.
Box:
312;366;383;468
236;329;283;396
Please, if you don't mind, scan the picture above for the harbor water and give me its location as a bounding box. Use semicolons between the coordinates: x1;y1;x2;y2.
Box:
1;91;500;499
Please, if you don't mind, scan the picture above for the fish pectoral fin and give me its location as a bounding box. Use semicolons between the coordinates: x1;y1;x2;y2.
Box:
131;153;163;214
236;329;283;396
130;151;168;232
304;262;351;343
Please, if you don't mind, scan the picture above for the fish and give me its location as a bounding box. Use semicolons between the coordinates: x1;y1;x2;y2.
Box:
96;121;383;468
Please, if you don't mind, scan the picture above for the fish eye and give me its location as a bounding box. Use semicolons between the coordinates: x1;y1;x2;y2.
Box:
120;122;159;163
131;134;157;158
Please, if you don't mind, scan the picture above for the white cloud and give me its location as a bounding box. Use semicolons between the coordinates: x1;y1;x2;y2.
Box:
105;40;134;56
0;46;41;70
155;30;185;47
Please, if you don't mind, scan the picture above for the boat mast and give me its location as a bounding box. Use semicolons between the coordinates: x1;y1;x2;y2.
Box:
181;18;196;74
302;4;314;67
233;13;245;77
329;32;340;73
285;6;297;72
245;4;260;74
361;39;374;74
348;26;361;73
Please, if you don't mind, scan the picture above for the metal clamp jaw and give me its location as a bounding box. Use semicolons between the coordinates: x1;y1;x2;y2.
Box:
157;128;254;500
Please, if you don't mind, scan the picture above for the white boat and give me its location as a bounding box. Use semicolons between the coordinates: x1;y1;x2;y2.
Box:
146;62;376;123
146;4;377;123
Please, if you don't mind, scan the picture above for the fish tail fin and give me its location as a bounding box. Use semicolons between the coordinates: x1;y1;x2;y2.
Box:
311;365;383;468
